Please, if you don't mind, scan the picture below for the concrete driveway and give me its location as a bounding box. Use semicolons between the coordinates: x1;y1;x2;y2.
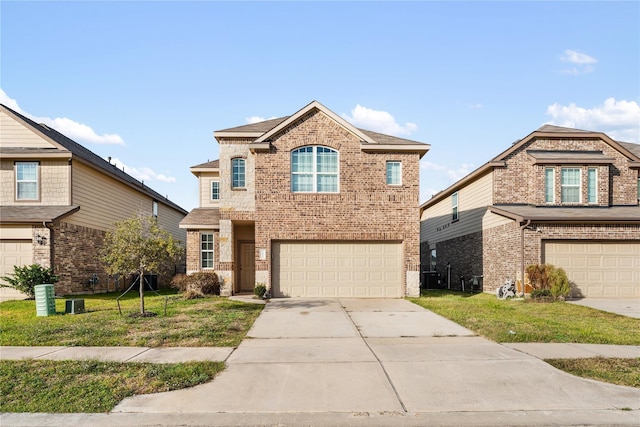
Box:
114;298;640;415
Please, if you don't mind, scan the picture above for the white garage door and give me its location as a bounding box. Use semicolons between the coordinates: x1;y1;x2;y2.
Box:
0;240;33;301
543;241;640;298
272;241;402;298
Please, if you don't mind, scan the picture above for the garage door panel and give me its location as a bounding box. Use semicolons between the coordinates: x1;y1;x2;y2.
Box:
544;241;640;298
0;240;33;301
273;241;402;298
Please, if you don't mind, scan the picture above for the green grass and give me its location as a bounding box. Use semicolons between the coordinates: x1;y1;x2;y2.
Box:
545;358;640;388
0;291;263;347
0;359;223;413
409;290;640;344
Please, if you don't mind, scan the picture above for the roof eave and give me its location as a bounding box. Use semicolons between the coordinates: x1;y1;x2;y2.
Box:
530;157;615;165
0;151;72;159
420;161;505;212
179;224;220;230
213;131;264;139
249;142;271;153
360;144;431;158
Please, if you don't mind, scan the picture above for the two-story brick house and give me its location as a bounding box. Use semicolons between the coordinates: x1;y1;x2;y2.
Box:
420;125;640;298
0;104;187;301
181;101;430;297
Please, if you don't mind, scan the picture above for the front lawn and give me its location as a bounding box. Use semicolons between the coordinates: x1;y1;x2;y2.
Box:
0;359;223;413
0;291;263;347
409;290;640;345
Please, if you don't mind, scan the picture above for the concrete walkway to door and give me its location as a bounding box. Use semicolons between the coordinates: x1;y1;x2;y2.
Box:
113;297;640;422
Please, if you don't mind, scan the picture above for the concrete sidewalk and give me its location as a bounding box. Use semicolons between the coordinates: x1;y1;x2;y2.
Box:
2;297;639;427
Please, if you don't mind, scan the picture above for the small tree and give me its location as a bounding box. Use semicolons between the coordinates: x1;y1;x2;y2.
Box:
102;214;183;314
0;264;59;298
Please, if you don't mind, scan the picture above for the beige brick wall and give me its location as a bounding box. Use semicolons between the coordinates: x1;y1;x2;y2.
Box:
252;109;421;295
494;138;638;206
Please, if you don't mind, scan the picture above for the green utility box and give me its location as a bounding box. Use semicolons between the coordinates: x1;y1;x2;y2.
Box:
35;284;56;317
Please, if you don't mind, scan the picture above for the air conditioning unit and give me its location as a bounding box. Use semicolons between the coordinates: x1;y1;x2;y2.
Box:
65;299;85;314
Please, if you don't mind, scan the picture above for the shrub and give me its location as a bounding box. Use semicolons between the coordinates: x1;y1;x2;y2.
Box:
526;264;555;290
550;267;571;300
530;289;551;299
254;283;267;298
171;272;220;299
0;264;59;298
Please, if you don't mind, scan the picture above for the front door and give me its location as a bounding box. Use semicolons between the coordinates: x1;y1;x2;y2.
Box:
238;241;255;293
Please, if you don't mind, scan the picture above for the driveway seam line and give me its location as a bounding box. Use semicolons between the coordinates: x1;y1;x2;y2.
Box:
339;299;408;413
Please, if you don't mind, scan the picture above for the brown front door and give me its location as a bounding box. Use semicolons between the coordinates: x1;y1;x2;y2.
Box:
238;241;255;293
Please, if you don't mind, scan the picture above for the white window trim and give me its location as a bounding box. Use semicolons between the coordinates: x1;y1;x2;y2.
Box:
587;167;598;204
291;146;339;193
451;191;459;221
231;158;246;189
386;161;402;186
561;167;582;204
211;180;220;201
152;201;159;218
544;167;555;204
200;233;214;269
15;161;39;201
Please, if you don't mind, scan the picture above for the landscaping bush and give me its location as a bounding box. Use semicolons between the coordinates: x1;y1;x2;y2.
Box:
254;283;267;298
527;263;571;301
0;264;59;298
550;267;571;300
170;272;220;299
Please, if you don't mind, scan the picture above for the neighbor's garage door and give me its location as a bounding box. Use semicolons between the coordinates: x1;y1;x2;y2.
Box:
543;241;640;298
272;241;402;298
0;240;33;301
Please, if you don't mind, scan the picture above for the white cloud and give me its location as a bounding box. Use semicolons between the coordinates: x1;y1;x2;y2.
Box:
107;157;176;183
420;160;447;171
342;104;417;136
561;49;597;65
0;88;124;145
447;163;475;181
546;98;640;143
559;49;597;75
246;116;277;124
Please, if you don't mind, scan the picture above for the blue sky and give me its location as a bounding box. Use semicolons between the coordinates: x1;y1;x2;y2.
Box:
2;1;638;211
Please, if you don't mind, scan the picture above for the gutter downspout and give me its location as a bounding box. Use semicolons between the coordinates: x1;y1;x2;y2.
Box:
519;219;531;297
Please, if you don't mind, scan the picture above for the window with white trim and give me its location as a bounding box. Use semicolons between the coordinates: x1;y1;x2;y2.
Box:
16;162;39;200
386;161;402;185
451;191;459;221
201;233;214;269
291;146;338;193
544;168;555;203
211;181;220;200
561;168;581;203
587;168;597;204
152;201;158;218
232;158;245;189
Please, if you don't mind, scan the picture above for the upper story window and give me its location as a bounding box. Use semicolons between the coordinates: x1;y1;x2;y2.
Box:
587;168;597;204
152;201;159;218
386;161;402;185
291;146;338;193
451;191;459;221
561;168;581;203
231;158;246;189
201;233;214;269
544;168;555;203
16;162;39;200
211;181;220;200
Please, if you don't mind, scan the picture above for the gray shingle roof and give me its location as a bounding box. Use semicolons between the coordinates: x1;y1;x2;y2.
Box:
191;159;219;169
536;124;593;133
179;208;220;228
0;205;80;224
618;141;640;158
1;104;187;215
489;205;640;223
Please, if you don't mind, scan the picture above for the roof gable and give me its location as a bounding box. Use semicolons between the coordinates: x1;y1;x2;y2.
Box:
253;100;377;144
1;104;187;215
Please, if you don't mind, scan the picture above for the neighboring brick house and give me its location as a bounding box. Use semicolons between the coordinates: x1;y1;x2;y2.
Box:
180;101;430;297
0;104;187;301
420;125;640;298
